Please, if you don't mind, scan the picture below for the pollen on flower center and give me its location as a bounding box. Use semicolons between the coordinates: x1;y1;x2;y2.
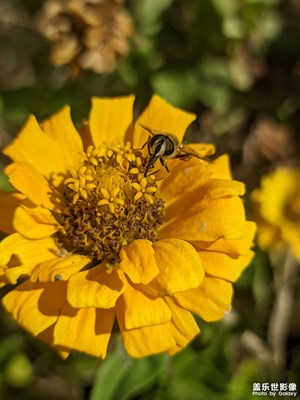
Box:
55;142;165;265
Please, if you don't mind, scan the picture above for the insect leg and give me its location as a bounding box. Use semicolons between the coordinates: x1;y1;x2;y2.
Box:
159;158;170;174
140;124;155;136
174;154;192;161
145;167;161;177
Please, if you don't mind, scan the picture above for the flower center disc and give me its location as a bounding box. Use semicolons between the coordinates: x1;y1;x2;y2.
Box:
55;143;165;265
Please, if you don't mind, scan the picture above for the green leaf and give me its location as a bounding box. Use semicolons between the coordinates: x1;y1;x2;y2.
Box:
171;346;228;393
116;354;169;400
151;70;198;107
211;0;239;17
228;359;264;400
89;351;129;400
0;335;24;365
0;166;12;191
134;0;175;25
3;353;33;388
167;378;219;400
196;81;231;112
89;348;169;400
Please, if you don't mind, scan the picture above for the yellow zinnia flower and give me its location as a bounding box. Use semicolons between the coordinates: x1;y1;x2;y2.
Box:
252;167;300;260
0;95;255;358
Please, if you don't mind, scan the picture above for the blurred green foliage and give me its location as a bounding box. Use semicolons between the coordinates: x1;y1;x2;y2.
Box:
1;0;300;399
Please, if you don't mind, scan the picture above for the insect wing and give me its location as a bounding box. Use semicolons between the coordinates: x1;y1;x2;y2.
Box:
179;143;215;159
178;144;203;159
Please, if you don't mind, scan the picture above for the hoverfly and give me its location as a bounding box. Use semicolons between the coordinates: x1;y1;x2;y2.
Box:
140;125;207;177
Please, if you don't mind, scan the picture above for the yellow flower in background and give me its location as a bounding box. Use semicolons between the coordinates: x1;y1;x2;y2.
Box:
0;95;255;359
252;168;300;260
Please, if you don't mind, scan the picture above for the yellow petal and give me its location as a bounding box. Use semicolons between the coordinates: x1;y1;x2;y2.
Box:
0;233;60;283
40;105;83;172
2;280;67;336
67;266;126;308
165;298;200;355
57;350;70;359
209;154;232;180
159;158;211;202
14;206;58;239
199;179;245;201
89;95;135;148
0;267;9;288
5;162;56;210
31;254;91;282
119;240;159;284
151;239;204;295
133;95;196;149
255;168;297;224
160;154;233;202
118;283;172;329
198;249;254;282
164;179;245;221
54;304;114;358
254;221;280;251
160;197;245;242
174;277;233;322
117;301;176;358
194;221;256;257
5;265;35;285
0;192;25;234
131;182;142;191
0;232;59;266
37;324;70;358
133;192;142;202
3;115;67;183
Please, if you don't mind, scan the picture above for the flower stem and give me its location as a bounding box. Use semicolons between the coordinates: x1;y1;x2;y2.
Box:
267;249;298;367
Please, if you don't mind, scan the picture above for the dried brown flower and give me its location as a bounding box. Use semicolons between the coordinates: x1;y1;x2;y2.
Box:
243;118;297;166
37;0;134;75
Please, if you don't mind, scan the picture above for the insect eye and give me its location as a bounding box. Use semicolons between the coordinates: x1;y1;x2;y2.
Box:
150;135;164;146
149;134;175;156
164;137;175;156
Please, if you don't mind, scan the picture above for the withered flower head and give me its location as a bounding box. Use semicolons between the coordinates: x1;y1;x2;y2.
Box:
37;0;134;74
